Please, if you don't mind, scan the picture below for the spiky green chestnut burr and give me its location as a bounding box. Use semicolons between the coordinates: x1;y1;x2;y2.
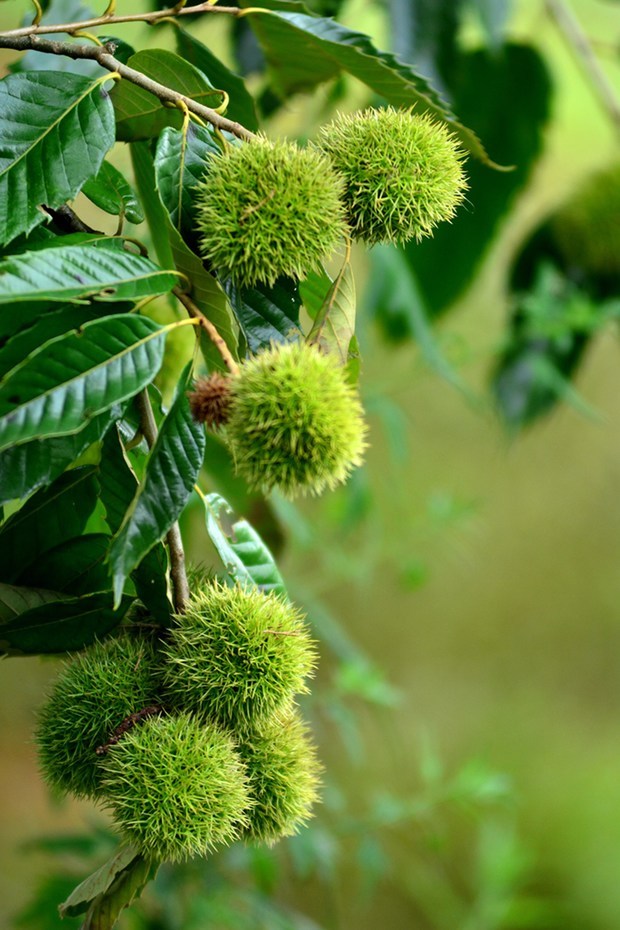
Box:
163;581;317;728
35;633;163;800
317;107;467;245
195;137;347;287
238;709;322;845
100;712;251;862
226;341;367;498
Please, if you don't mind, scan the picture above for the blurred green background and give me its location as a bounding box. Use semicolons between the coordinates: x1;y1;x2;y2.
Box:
2;0;620;927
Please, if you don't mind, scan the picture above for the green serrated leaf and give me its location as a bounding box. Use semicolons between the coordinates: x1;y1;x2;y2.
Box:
0;243;177;307
112;50;225;142
240;5;499;165
0;467;98;583
130;141;175;271
0;591;131;656
108;366;206;605
100;428;172;624
204;492;286;597
226;277;302;353
0;582;66;623
154;123;220;248
0;315;167;452
81;854;156;930
0;72;115;245
307;251;355;365
59;846;140;919
0;407;115;506
175;26;259;131
82;161;144;225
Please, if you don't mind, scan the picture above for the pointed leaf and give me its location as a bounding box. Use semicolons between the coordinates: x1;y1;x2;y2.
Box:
82;161;144;224
0;71;115;245
175;26;259;131
0;243;177;307
0;315;167;452
112;50;225;142
0;591;131;656
226;277;303;353
204;492;286;597
130;141;175;271
154;123;220;249
100;428;172;624
0;407;116;506
0;467;98;583
59;846;140;919
82;855;156;930
307;252;356;365
0;582;66;623
241;6;497;164
108;366;206;604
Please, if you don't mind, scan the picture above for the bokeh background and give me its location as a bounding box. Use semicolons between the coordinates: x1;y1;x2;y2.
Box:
1;0;620;927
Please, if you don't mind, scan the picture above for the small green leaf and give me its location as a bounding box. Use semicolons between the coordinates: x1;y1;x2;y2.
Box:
108;366;206;605
82;161;144;225
0;582;66;623
0;243;177;307
0;315;167;452
0;467;98;584
0;591;132;656
175;26;259;131
226;277;302;353
307;251;355;366
59;846;140;919
81;854;156;930
0;409;115;506
0;71;115;245
204;492;287;597
112;50;225;142
241;5;498;164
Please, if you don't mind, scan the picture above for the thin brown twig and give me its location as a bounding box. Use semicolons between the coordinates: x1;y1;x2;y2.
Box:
95;705;164;755
2;1;241;39
0;36;256;142
173;286;240;375
136;390;190;613
546;0;620;133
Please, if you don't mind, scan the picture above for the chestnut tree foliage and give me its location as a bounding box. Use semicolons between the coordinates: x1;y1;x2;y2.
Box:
3;0;617;927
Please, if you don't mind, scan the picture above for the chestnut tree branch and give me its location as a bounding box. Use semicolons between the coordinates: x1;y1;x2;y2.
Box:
3;1;242;39
173;286;240;375
136;390;190;613
0;35;256;142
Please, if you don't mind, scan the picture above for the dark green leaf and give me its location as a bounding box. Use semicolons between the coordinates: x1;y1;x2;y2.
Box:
0;315;167;452
226;277;302;353
0;72;115;245
0;582;66;623
307;251;355;365
108;366;206;604
0;467;98;583
20;534;112;596
82;161;144;224
112;50;225;142
130;142;175;271
0;592;132;656
204;492;287;597
0;409;116;506
175;26;260;131
154;123;220;248
240;5;497;164
299;267;332;321
100;428;172;624
0;243;177;307
59;846;139;919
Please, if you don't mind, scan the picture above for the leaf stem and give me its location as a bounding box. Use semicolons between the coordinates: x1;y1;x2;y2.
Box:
0;36;256;142
1;1;242;39
136;390;190;613
173;286;240;375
